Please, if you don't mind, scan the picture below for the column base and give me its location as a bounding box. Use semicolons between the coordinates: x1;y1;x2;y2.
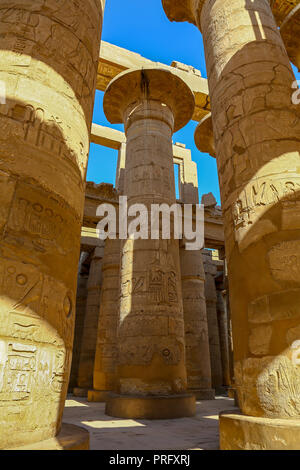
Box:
106;393;196;419
9;424;89;450
88;389;111;402
215;386;228;396
227;387;239;406
189;388;215;400
73;387;89;398
219;411;300;450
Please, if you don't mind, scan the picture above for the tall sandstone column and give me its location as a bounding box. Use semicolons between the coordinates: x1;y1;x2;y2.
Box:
103;67;196;419
88;238;121;402
69;252;90;392
0;0;105;449
216;285;231;388
163;0;300;449
180;246;214;399
202;250;223;391
75;245;104;396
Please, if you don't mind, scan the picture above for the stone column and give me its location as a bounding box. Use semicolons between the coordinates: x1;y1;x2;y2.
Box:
163;0;300;450
74;245;104;396
102;67;196;419
88;238;121;402
116;143;127;195
216;279;231;388
69;252;90;392
0;0;105;450
180;246;214;400
202;251;223;391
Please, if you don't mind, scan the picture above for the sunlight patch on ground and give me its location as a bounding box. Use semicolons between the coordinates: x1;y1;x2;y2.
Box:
202;415;219;420
81;420;146;429
65;400;90;408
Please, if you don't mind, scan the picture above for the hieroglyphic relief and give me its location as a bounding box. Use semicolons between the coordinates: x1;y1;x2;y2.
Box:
127;164;172;197
0;256;74;346
118;246;184;369
0;1;101;104
234;177;300;225
0;180;81;281
268;240;300;283
257;355;300;418
120;250;179;309
0;342;36;404
0;102;88;178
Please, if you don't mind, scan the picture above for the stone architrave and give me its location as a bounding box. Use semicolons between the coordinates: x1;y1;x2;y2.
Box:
162;0;300;450
102;67;196;419
0;0;105;449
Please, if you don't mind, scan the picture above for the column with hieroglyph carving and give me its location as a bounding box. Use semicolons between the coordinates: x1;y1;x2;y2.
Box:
102;67;196;419
0;0;105;449
162;0;300;450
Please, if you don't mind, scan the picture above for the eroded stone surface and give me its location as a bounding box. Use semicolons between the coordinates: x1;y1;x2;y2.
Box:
198;0;300;419
0;0;104;449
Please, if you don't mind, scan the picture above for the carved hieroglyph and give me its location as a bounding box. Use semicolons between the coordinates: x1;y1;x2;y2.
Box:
0;1;104;448
103;68;195;401
162;0;300;420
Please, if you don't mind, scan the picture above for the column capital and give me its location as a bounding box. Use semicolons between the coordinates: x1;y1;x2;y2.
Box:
161;0;207;28
194;113;215;158
103;67;195;133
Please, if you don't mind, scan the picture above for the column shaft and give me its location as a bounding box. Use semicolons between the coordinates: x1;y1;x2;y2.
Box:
102;68;196;418
180;247;214;399
88;238;120;401
0;0;104;448
199;0;300;418
118;101;187;396
75;246;104;394
203;251;223;390
216;289;231;387
69;252;89;392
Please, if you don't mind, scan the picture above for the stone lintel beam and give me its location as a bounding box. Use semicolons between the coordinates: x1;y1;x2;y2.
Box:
98;42;210;122
90;124;196;159
82;200;224;251
91;124;126;150
194;113;216;158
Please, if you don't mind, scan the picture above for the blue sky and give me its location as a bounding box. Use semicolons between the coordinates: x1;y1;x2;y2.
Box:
87;0;300;205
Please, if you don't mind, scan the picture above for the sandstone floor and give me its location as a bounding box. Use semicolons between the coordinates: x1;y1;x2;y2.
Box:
63;395;237;450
